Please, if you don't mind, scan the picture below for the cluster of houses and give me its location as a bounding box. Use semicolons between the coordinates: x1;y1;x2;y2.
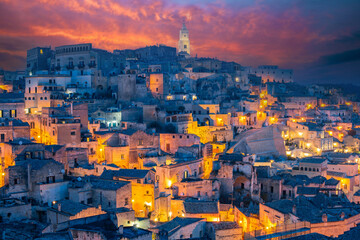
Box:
1;24;360;240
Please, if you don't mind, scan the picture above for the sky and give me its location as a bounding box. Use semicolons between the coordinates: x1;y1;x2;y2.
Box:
0;0;359;84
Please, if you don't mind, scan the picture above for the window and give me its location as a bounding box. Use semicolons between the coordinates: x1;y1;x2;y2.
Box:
0;134;4;142
125;198;129;205
121;154;124;160
0;110;2;118
14;178;19;185
138;139;143;146
183;170;189;179
71;131;76;135
137;179;141;184
46;176;55;183
271;186;274;193
10;110;16;118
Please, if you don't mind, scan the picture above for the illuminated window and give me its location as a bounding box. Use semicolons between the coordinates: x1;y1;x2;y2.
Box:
0;110;2;118
40;49;43;54
183;170;189;179
10;110;16;118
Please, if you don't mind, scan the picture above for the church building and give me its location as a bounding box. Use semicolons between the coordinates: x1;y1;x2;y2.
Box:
178;23;191;56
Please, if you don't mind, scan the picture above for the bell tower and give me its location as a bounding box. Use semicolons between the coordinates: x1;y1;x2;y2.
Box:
178;22;190;55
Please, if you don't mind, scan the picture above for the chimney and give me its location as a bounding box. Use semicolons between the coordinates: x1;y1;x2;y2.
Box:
27;163;32;192
57;203;61;212
322;213;327;223
292;205;296;215
118;225;124;235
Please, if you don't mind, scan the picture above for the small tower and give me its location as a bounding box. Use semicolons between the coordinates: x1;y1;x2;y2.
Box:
178;22;190;55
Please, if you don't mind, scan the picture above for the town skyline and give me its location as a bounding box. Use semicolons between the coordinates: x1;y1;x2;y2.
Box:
2;1;360;239
0;0;360;84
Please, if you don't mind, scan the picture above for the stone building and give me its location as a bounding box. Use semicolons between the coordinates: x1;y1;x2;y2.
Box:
47;199;106;225
249;65;293;83
0;93;25;120
156;158;203;193
149;73;169;99
101;169;155;217
6;159;67;205
159;133;200;154
37;107;81;146
68;177;132;210
173;178;220;201
0;198;32;222
0;119;30;143
154;217;206;240
26;46;52;74
178;23;191;56
109;74;136;101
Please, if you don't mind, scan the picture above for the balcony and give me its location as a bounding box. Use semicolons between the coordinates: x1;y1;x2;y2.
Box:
66;64;74;70
88;62;97;68
78;63;85;69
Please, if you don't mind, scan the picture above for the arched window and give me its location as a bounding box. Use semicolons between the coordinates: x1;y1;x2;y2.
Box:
183;170;189;179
